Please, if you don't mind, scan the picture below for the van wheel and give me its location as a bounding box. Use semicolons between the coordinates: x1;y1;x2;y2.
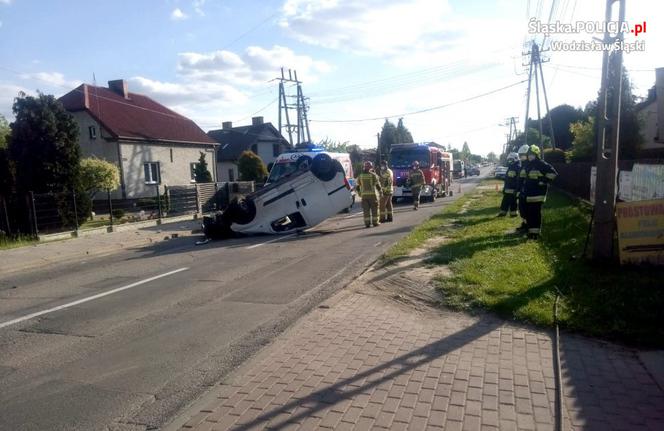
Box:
311;154;338;182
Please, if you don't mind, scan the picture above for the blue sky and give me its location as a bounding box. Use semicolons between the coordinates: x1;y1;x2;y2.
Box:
1;0;661;156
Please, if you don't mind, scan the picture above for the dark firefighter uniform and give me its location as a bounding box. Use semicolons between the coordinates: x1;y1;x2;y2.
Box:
523;146;558;239
517;157;530;231
357;166;382;227
408;167;425;210
499;157;520;217
379;166;394;222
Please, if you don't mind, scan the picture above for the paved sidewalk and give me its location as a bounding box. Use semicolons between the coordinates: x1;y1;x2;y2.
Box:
1;219;201;274
172;276;664;430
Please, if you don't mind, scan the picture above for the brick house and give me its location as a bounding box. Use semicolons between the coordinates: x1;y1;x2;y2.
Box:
59;79;218;198
207;117;290;182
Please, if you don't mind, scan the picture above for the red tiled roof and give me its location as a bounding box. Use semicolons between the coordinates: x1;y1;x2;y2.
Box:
59;84;216;145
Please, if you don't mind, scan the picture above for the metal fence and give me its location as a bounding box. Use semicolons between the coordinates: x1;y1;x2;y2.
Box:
0;181;254;238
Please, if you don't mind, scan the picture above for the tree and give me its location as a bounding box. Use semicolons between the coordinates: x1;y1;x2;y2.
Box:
378;119;398;161
568;117;595;162
0;115;12;196
395;118;414;144
506;128;551;154
461;142;471;161
486;152;498;163
80;157;120;199
541;104;586;151
237;150;267;182
194;152;213;182
318;138;350;153
9;92;81;193
0;114;9;149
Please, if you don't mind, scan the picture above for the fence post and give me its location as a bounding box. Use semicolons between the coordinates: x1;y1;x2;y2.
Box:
29;191;38;236
107;189;114;227
72;189;79;231
195;183;201;215
1;195;10;235
156;184;163;220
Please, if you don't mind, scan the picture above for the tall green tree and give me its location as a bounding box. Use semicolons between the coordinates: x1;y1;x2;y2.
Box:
506;128;551;154
194;151;213;182
9;92;81;193
317;138;350;153
461;141;472;160
486;152;498;163
237;150;267;182
568;117;595;162
378;119;398;161
541;104;586;151
395;118;414;144
0;114;12;196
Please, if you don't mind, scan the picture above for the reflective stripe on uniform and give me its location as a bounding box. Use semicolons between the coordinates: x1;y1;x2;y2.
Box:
526;195;546;203
507;171;517;177
504;189;515;194
528;170;542;179
545;173;557;180
528;228;541;234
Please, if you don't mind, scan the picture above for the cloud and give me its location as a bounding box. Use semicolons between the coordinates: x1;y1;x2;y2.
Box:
193;0;206;16
0;0;11;5
0;83;30;119
170;8;188;21
280;0;455;57
18;71;81;89
177;45;331;86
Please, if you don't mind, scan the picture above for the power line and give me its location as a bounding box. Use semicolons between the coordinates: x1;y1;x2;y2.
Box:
233;97;278;123
310;80;527;123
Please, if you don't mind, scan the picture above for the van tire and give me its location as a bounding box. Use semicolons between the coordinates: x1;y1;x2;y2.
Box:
311;154;339;182
224;197;257;225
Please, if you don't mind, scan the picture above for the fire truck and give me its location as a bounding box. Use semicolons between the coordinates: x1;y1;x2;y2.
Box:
389;143;454;202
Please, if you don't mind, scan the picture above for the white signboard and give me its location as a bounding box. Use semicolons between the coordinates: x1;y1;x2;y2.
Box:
618;170;633;201
631;164;664;201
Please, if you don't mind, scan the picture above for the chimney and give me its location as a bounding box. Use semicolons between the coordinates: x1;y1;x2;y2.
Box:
222;121;233;130
108;79;129;99
252;116;264;126
656;67;664;141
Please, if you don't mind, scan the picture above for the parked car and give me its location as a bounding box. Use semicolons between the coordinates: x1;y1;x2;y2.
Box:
494;166;508;179
468;165;480;176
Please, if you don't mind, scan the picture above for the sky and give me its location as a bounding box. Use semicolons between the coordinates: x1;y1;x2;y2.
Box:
0;0;662;157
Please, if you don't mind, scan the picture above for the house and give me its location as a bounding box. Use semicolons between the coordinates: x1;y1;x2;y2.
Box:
636;67;664;157
59;79;218;198
207;117;290;182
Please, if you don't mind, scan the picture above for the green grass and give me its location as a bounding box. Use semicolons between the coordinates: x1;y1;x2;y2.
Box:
0;234;37;250
385;180;664;347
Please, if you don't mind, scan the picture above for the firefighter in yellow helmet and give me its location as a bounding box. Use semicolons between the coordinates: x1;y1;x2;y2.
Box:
408;161;425;210
379;160;394;223
357;161;382;228
523;145;558;240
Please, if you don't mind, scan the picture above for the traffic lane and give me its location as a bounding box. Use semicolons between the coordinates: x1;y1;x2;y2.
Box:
0;187;473;430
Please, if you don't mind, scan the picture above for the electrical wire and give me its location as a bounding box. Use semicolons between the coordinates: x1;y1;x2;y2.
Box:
310;80;527;123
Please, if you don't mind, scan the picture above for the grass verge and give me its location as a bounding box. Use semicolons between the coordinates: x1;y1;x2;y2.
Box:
384;180;664;348
0;234;37;250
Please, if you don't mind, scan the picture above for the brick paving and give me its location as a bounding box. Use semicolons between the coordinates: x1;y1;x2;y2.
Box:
177;288;664;431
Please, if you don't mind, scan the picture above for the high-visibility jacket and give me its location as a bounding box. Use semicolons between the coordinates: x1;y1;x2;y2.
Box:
517;159;529;197
503;160;521;194
357;171;381;198
524;158;558;202
409;169;425;187
379;168;394;195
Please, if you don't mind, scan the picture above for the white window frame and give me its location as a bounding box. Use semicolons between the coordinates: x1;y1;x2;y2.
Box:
190;162;200;183
144;162;160;184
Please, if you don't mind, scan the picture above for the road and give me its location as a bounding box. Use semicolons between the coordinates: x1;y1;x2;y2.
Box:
0;174;485;430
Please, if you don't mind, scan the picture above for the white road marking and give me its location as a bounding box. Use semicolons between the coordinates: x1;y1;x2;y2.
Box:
245;234;297;249
0;267;190;330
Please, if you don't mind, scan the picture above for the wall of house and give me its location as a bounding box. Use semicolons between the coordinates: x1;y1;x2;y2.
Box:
639;101;661;150
119;141;216;198
217;161;239;182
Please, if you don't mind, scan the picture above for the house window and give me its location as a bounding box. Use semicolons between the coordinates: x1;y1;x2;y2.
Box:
190;162;200;182
251;144;258;154
144;162;160;184
228;168;235;182
89;126;97;139
273;144;280;157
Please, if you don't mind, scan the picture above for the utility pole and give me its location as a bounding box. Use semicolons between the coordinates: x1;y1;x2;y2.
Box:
592;0;626;261
522;41;556;149
276;68;311;147
501;117;519;155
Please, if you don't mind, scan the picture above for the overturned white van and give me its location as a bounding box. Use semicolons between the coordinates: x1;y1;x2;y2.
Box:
204;153;353;237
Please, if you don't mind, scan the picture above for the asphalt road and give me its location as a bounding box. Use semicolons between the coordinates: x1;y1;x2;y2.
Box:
0;173;486;431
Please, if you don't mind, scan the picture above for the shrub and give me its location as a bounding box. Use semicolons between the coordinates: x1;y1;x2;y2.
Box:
543;148;566;164
111;208;125;219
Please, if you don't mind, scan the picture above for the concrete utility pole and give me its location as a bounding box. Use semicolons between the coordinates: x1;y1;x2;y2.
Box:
277;68;312;146
592;0;626;261
502;117;519;155
522;42;556;150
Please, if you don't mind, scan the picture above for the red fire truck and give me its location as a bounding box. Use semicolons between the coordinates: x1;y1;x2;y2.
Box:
389;143;454;202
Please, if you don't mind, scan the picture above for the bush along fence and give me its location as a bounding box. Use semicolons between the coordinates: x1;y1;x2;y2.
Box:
0;181;254;239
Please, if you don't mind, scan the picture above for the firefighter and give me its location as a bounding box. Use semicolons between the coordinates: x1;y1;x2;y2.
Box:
408;161;425;210
357;161;382;228
498;152;520;217
523;145;558;240
516;144;530;232
379;160;394;223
